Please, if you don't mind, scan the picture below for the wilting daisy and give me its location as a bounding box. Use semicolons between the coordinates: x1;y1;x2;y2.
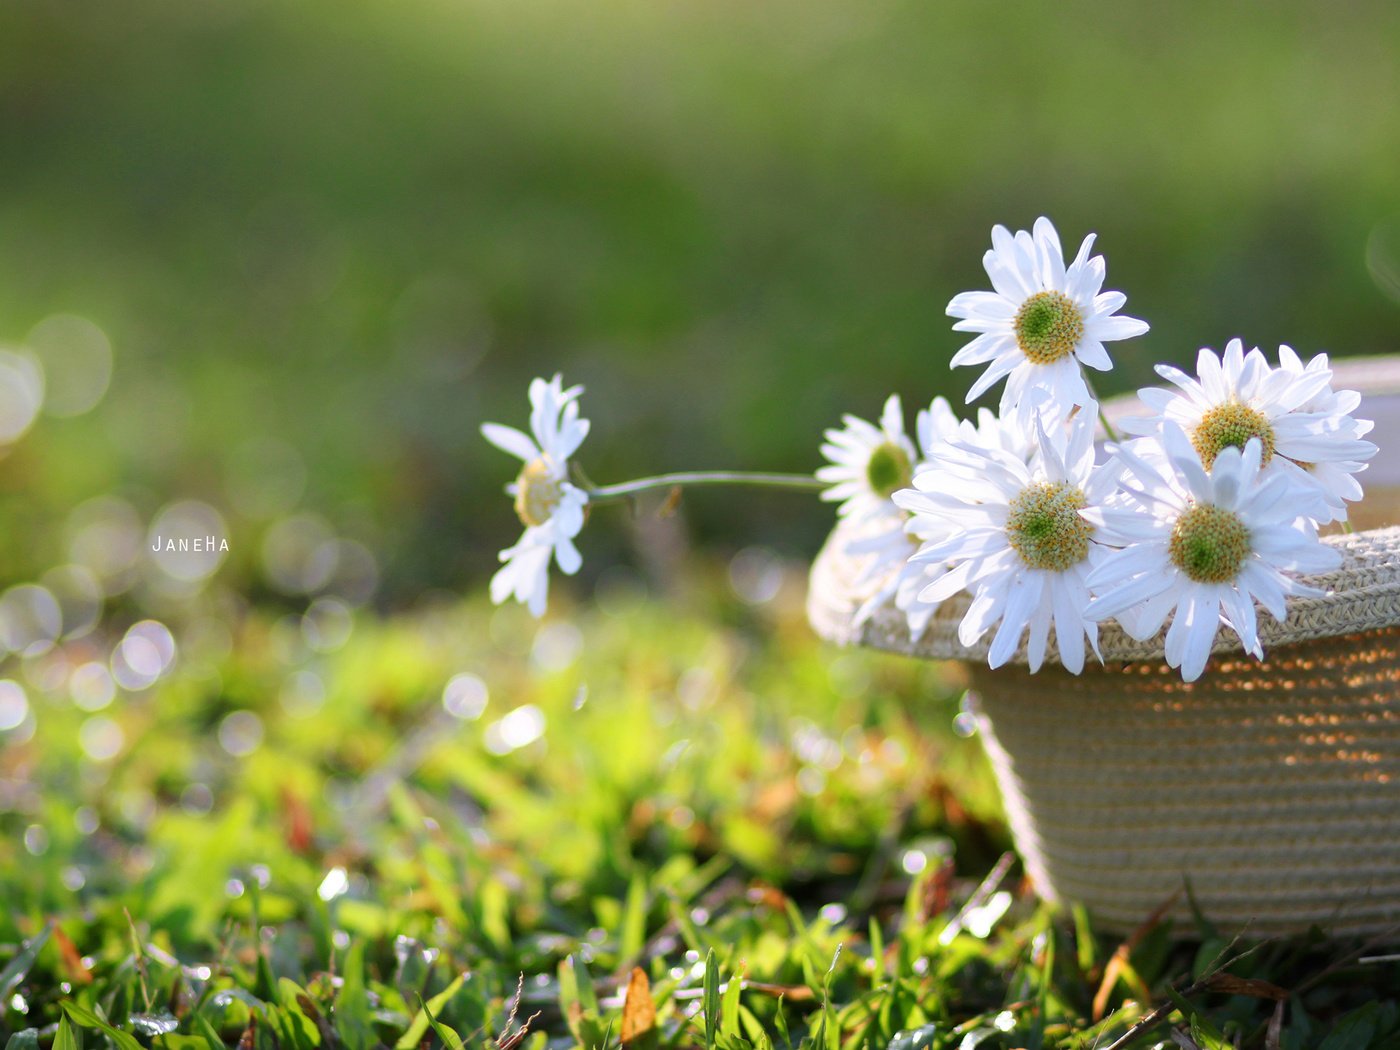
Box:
481;375;591;617
947;217;1149;420
1121;340;1377;524
1086;424;1342;682
894;406;1117;673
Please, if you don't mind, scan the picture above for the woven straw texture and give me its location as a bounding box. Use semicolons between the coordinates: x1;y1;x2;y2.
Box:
968;637;1400;936
805;361;1400;936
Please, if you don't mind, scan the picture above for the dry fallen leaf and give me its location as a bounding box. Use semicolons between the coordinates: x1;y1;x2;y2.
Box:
1092;889;1182;1021
620;967;657;1050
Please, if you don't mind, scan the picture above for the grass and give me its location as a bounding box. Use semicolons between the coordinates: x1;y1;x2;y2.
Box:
4;572;1400;1050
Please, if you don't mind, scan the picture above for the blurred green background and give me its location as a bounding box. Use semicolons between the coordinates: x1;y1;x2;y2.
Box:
4;3;1400;1039
2;0;1399;601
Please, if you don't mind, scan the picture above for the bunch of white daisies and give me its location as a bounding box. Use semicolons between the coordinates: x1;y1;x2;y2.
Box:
483;217;1377;682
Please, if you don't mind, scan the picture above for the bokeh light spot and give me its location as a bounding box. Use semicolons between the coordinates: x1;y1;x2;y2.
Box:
0;348;44;444
484;704;546;754
261;513;336;594
0;680;29;731
26;314;113;418
41;565;103;640
79;717;125;761
302;597;353;653
530;622;582;672
112;620;176;691
279;670;326;718
443;672;488;720
147;501;229;583
0;585;62;658
219;711;265;756
66;497;144;595
70;662;116;712
729;547;783;605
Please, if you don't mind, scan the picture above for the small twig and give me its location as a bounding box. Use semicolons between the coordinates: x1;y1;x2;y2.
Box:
497;974;541;1050
938;851;1015;945
1099;937;1268;1050
1290;921;1400;997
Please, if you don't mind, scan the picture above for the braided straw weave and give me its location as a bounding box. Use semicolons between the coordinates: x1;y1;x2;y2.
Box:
806;359;1400;936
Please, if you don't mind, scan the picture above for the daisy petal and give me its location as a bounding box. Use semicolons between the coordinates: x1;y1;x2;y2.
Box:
481;423;540;462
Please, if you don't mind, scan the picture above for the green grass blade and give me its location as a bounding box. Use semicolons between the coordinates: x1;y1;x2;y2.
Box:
54;1016;82;1050
62;1002;145;1050
396;973;468;1050
334;943;374;1050
0;923;53;1001
703;949;720;1050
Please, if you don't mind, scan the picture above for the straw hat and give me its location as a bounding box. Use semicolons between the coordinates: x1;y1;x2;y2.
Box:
807;357;1400;936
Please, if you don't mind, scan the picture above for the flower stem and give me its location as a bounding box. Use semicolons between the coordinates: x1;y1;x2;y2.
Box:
585;471;825;504
1082;378;1122;443
1097;406;1122;443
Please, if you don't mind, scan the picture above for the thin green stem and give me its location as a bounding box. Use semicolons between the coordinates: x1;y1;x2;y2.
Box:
584;471;824;504
1097;406;1122;443
1082;377;1122;443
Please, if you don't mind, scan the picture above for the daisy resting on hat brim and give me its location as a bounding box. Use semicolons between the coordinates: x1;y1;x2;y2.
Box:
816;394;918;523
947;216;1149;420
1275;344;1377;523
816;393;920;618
1085;424;1343;682
872;400;1044;639
481;375;591;617
893;405;1117;673
847;396;963;634
1120;339;1378;524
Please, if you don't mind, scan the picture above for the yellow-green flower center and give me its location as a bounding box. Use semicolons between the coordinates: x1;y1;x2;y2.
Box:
514;457;564;527
1006;481;1093;571
866;442;913;499
1014;291;1084;365
1191;401;1275;469
1169;503;1251;583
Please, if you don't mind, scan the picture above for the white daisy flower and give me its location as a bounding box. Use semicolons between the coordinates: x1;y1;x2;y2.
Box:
1120;339;1377;524
915;395;963;459
1085;424;1342;682
858;402;1050;639
1276;345;1377;523
817;394;917;523
849;396;965;636
893;406;1117;673
481;375;591;617
946;217;1149;420
876;399;1044;639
